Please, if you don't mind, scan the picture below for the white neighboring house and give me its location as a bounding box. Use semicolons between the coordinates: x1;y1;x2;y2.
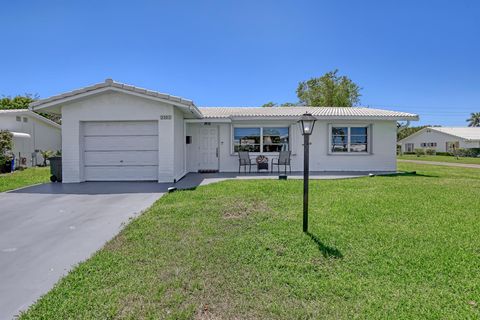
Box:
0;109;61;167
30;79;418;183
399;127;480;153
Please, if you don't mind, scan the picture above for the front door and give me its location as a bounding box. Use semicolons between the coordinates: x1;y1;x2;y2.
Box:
198;126;219;172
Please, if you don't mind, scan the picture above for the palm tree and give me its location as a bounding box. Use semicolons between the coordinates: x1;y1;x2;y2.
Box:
466;112;480;127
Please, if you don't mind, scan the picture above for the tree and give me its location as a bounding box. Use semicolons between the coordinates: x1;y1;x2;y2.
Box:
261;102;276;108
0;130;14;168
466;112;480;127
296;69;361;107
39;150;55;167
0;94;61;124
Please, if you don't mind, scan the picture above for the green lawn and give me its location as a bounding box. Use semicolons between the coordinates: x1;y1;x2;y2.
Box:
398;154;480;164
0;167;50;192
21;163;480;319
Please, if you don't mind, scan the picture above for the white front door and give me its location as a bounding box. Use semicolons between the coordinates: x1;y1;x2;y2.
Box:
198;126;219;171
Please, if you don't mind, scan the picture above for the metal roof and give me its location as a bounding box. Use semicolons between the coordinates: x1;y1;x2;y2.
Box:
427;127;480;141
30;79;202;118
0;109;61;129
29;79;418;121
199;107;418;121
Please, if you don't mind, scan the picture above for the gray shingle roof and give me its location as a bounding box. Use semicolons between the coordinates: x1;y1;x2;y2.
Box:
199;107;418;120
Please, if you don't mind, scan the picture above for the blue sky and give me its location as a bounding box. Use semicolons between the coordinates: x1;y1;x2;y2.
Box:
1;0;479;126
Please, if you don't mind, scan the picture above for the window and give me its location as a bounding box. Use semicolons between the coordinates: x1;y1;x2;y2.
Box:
16;116;21;122
421;142;437;148
330;126;369;153
23;117;28;123
405;143;414;152
234;128;261;152
233;127;289;153
446;141;459;152
262;127;289;152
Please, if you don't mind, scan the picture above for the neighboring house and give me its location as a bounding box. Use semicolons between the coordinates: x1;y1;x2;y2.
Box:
0;109;61;167
30;79;418;183
398;127;480;153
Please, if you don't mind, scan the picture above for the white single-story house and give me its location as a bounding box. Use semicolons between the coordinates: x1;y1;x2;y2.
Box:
0;109;61;167
399;127;480;153
30;79;418;183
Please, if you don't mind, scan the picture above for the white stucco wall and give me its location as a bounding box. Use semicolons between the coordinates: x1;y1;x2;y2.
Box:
60;91;179;183
399;129;479;152
187;120;398;172
0;113;61;166
173;108;186;181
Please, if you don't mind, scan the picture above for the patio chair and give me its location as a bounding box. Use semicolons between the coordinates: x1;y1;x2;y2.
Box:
238;151;253;173
271;150;291;174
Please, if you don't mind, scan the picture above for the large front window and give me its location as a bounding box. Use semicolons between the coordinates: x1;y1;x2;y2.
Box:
331;126;369;153
234;127;289;152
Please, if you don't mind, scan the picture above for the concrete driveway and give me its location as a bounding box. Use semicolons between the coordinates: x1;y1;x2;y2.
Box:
0;182;166;319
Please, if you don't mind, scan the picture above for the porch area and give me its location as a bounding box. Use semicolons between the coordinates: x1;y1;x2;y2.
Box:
174;171;388;190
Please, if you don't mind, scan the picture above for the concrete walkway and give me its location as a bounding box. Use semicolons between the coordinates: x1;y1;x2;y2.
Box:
398;159;480;169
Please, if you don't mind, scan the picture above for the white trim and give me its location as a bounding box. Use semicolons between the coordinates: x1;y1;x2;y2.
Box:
32;87;202;118
185;118;231;123
327;123;372;155
231;125;291;155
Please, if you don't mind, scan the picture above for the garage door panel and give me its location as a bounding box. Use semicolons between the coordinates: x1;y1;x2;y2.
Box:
84;166;158;181
84;121;158;136
84;136;158;151
85;151;158;166
82;121;159;181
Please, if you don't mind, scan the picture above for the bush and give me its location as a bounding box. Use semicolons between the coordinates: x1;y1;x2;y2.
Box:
414;148;425;157
0;130;14;170
425;148;436;155
436;152;451;156
455;148;480;158
403;152;416;155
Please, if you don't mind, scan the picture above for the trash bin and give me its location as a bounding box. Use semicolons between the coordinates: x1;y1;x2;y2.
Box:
49;156;62;182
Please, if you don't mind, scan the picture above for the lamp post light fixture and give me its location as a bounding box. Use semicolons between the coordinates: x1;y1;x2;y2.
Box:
298;112;317;232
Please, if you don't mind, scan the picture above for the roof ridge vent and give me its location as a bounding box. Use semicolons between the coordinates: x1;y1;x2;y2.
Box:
105;78;114;84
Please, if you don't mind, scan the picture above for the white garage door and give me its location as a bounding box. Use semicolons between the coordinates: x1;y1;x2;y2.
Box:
83;121;159;181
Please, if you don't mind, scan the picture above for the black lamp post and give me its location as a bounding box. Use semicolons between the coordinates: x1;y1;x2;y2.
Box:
298;113;317;233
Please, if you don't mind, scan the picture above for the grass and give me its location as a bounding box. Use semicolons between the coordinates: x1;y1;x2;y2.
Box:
398;154;480;164
0;167;50;192
21;163;480;319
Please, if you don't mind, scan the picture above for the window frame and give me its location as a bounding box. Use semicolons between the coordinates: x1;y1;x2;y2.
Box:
231;125;290;154
328;124;372;155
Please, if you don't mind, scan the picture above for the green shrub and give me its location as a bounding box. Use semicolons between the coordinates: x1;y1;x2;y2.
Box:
436;152;451;156
414;148;425;157
456;148;480;158
0;130;14;168
425;148;436;155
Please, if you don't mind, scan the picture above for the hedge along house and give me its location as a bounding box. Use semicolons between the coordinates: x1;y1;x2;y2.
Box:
30;79;418;183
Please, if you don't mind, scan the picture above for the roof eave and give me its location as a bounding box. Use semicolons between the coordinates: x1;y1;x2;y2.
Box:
215;115;419;121
30;86;202;119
